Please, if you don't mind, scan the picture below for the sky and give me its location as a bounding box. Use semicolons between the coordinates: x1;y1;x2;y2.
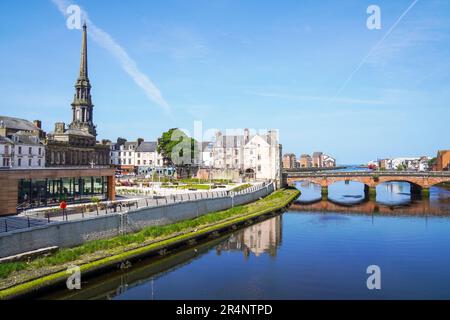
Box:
0;0;449;164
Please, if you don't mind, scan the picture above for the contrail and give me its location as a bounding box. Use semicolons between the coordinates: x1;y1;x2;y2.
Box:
332;0;420;101
51;0;171;112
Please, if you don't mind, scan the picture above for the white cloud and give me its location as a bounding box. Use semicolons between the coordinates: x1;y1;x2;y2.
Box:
51;0;170;112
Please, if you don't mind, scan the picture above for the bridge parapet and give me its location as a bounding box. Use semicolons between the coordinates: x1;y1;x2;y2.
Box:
284;171;450;199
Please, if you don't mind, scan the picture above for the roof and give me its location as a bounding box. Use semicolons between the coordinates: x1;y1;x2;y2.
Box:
124;141;138;149
135;141;157;152
0;136;13;144
201;141;213;151
312;152;323;157
64;129;95;138
215;135;245;148
0;116;40;132
10;132;43;146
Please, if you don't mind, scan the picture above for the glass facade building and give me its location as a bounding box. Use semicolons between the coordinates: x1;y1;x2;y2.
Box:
18;176;108;209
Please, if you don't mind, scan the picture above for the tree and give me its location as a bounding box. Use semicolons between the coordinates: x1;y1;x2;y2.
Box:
428;157;437;169
157;128;198;167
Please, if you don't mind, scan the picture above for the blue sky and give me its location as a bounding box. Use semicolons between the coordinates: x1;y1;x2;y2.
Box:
1;0;449;164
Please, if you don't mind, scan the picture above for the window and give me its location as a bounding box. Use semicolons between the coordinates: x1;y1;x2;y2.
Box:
38;159;41;166
18;146;22;154
38;148;41;155
128;159;131;165
18;158;22;167
29;147;32;155
137;153;141;158
137;160;140;165
258;155;261;160
258;165;261;172
29;159;32;166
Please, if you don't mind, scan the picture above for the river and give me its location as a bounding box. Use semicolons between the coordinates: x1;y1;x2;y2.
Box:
44;181;450;300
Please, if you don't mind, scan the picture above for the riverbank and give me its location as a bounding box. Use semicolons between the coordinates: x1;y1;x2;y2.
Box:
0;188;300;299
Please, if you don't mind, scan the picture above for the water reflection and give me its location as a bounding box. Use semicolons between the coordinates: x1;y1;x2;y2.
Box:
42;183;450;300
216;216;282;258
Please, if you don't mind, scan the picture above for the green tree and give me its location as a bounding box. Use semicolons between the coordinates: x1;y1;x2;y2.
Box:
428;157;437;168
157;128;198;166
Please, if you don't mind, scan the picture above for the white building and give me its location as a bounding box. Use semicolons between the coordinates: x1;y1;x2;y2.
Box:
381;157;430;171
0;136;13;168
200;141;214;167
212;129;281;181
0;133;45;169
110;139;165;174
322;154;336;167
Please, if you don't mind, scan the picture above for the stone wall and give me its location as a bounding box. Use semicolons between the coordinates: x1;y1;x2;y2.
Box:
0;183;274;258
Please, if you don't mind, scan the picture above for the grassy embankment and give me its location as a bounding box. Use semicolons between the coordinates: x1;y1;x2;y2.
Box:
230;184;252;192
0;188;299;298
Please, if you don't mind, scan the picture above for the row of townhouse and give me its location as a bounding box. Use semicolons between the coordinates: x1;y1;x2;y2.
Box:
283;152;336;169
109;139;167;175
109;129;282;181
378;156;430;171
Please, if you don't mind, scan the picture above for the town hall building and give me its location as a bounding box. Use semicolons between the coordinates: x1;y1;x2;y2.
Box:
46;23;110;167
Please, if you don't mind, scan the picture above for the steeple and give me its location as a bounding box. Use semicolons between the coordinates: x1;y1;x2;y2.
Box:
79;21;88;80
69;22;97;138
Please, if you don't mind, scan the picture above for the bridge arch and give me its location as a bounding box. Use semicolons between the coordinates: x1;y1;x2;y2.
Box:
284;171;450;201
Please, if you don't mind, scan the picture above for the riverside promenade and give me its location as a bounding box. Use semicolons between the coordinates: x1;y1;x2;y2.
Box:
0;182;274;258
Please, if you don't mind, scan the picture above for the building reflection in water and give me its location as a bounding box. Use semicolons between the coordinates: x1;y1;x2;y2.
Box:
216;216;282;258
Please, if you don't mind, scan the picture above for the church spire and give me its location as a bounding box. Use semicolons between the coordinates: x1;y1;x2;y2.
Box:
79;21;88;80
69;21;97;138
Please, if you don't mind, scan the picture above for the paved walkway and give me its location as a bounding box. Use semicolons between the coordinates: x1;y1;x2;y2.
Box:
0;182;269;233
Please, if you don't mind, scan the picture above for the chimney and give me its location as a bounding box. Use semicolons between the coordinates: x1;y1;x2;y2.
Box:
244;128;250;144
33;120;42;129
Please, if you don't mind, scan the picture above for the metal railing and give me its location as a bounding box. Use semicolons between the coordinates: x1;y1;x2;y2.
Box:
0;182;272;234
285;171;450;178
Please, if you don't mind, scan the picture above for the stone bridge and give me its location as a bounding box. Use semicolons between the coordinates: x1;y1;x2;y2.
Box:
283;171;450;199
290;199;450;217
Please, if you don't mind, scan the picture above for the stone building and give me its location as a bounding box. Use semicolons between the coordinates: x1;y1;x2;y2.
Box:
46;23;110;167
213;129;281;182
312;152;323;168
282;153;297;169
436;150;450;171
299;154;312;168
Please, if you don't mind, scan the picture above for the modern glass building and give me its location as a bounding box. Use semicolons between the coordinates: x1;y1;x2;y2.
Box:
0;167;115;216
18;176;109;210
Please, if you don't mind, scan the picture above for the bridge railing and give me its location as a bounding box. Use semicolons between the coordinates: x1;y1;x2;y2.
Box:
285;171;450;178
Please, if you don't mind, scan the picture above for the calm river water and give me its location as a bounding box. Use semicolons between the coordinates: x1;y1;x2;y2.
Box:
45;180;450;300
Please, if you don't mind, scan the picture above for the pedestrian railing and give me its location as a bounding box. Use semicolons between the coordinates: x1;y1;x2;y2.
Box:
0;182;273;234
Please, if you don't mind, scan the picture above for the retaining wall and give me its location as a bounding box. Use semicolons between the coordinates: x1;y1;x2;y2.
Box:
0;184;274;258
